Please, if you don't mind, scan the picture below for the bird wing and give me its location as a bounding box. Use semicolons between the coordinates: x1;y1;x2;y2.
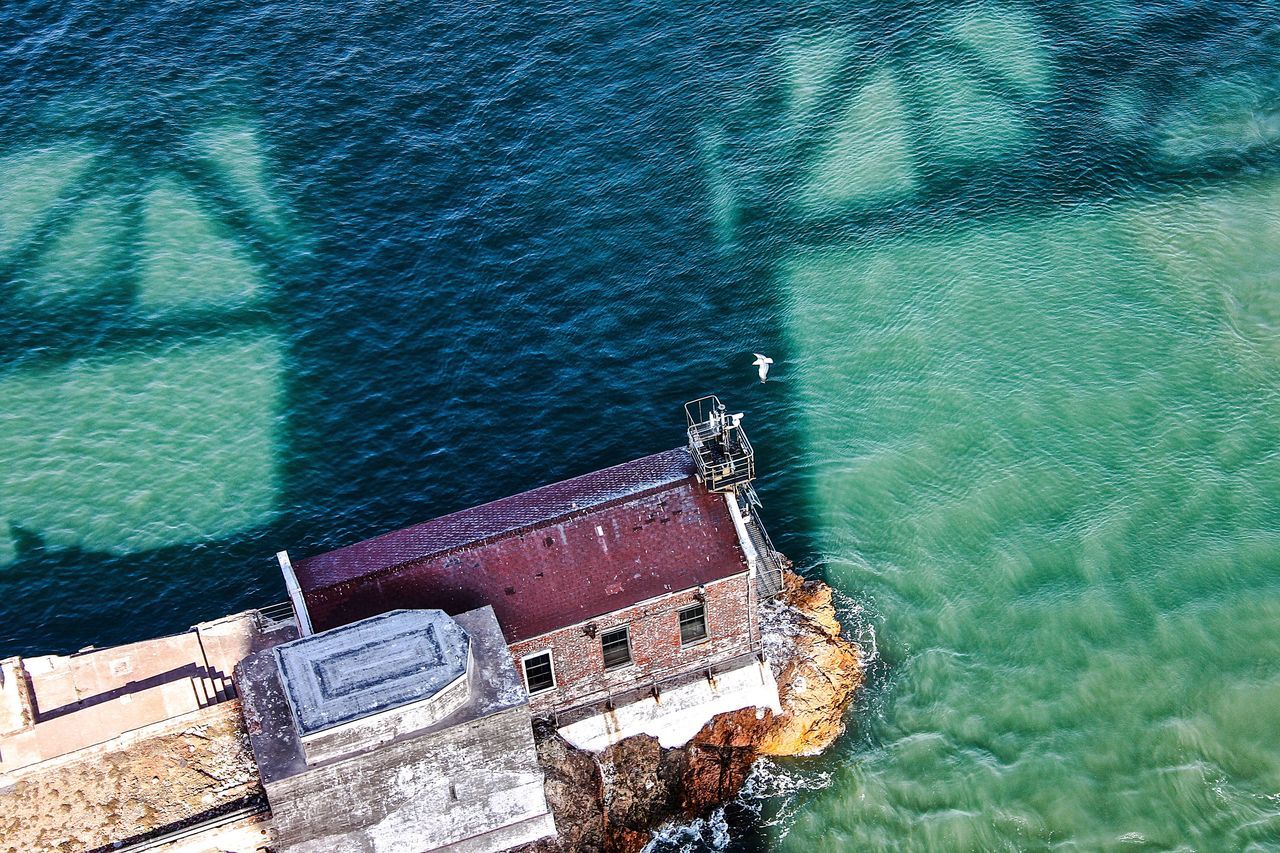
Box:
753;354;773;364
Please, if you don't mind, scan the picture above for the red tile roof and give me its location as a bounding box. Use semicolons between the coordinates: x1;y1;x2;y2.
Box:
294;449;749;642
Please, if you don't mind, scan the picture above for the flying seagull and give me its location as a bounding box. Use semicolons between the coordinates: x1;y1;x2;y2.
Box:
752;353;774;383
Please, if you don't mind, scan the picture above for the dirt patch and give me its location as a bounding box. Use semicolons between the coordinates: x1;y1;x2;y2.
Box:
0;701;263;853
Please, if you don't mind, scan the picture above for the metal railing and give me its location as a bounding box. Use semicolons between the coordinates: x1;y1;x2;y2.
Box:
108;803;268;852
684;395;755;492
255;601;296;626
550;648;767;730
736;484;783;599
744;514;784;599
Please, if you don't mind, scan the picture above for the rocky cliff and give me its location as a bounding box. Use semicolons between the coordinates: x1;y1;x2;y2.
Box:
520;568;862;853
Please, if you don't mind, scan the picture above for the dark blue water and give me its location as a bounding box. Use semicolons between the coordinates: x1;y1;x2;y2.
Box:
0;3;795;656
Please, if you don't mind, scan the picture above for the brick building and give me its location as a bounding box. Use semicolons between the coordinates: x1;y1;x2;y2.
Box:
278;398;784;748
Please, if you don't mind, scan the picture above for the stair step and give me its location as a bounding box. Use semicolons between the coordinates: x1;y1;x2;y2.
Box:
743;519;783;598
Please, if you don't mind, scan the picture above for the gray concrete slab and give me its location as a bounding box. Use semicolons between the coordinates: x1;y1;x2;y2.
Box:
236;606;554;853
238;605;529;785
273;609;469;737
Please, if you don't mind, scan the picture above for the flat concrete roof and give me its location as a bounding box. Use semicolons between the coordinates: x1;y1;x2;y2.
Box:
2;610;293;779
273;609;469;736
239;606;527;785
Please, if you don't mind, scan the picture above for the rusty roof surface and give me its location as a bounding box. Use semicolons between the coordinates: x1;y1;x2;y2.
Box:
294;448;749;642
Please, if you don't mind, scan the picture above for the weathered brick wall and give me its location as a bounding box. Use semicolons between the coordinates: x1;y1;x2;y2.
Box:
508;572;758;714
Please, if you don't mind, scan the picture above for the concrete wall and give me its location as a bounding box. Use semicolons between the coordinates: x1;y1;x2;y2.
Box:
0;611;286;778
298;668;470;766
508;572;758;715
268;703;553;853
150;811;272;852
557;655;781;752
0;657;34;738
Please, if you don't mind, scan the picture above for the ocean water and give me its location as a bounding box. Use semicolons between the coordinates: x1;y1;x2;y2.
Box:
3;2;1279;850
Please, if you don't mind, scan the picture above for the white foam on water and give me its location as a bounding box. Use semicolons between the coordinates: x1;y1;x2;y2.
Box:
746;758;839;842
831;583;879;669
646;754;843;851
642;805;730;853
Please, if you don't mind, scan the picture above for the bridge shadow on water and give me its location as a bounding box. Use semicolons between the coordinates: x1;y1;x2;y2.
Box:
1;7;1278;847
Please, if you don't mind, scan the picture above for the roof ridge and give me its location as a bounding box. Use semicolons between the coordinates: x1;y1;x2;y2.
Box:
295;447;695;589
309;479;689;592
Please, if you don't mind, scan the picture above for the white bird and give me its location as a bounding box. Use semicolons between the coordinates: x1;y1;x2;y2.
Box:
752;353;774;383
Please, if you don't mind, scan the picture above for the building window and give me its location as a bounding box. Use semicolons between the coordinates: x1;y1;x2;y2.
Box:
679;604;708;645
600;626;632;670
522;651;555;694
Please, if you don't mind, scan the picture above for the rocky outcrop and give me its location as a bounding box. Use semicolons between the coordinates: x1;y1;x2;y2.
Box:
520;568;862;853
709;569;864;757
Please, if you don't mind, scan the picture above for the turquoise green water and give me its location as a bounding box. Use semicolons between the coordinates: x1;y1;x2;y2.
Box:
0;120;286;569
666;8;1280;847
777;148;1280;851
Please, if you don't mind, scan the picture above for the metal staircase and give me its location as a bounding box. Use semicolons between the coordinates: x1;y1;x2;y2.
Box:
743;512;783;599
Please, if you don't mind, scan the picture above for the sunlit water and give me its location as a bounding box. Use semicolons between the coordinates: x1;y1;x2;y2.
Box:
3;2;1279;849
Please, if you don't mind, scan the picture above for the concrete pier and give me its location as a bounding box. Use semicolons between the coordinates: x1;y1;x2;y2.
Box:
0;611;294;852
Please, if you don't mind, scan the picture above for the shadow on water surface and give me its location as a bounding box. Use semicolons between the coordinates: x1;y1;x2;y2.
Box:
0;5;784;656
0;84;298;651
697;3;1280;851
1;2;1279;848
688;2;1280;849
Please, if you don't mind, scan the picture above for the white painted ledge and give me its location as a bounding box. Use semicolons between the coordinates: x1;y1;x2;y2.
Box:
556;657;781;753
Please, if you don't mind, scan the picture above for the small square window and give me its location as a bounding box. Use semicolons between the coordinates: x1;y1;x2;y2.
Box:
600;626;632;670
679;604;708;645
522;651;555;694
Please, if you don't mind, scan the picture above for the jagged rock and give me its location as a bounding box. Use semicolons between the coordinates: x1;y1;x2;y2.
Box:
523;721;606;853
679;734;757;814
517;568;862;853
600;735;688;852
734;568;864;756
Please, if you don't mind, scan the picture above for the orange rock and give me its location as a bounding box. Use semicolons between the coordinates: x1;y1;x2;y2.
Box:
521;569;863;852
690;570;863;758
782;571;843;637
